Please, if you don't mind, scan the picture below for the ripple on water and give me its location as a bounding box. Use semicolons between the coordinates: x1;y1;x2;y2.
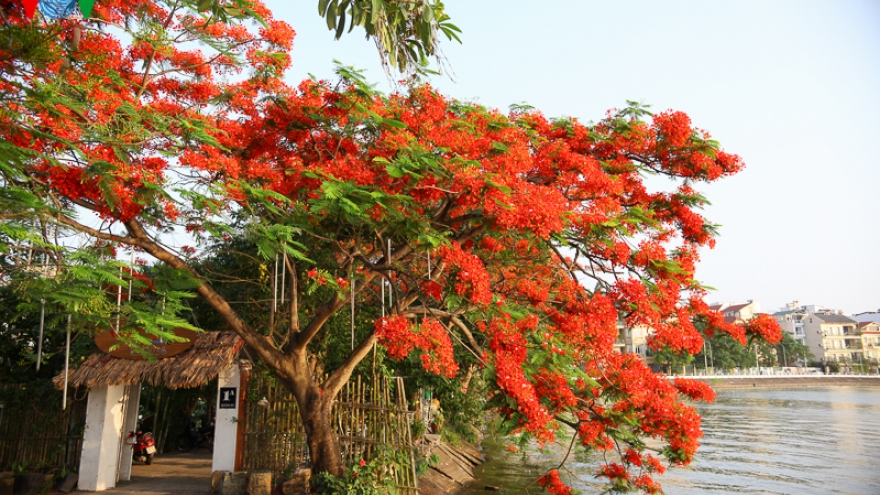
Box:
465;387;880;495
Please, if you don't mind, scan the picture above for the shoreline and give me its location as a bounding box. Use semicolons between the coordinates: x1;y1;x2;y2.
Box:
682;375;880;389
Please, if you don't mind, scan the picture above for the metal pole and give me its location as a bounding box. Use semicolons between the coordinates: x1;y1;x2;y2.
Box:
281;245;285;305
128;249;134;301
273;255;278;312
754;343;758;374
709;341;714;370
703;341;708;373
36;299;45;371
350;264;355;351
387;239;392;310
63;314;71;410
116;266;123;332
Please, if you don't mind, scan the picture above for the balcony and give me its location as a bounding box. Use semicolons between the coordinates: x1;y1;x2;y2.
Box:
842;326;860;336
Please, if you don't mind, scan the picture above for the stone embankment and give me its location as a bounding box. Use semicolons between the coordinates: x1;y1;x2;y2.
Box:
417;434;485;495
686;375;880;389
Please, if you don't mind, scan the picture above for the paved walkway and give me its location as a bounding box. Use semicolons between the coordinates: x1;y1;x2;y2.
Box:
99;451;212;495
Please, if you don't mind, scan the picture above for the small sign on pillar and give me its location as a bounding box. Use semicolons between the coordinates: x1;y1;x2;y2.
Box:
219;387;237;409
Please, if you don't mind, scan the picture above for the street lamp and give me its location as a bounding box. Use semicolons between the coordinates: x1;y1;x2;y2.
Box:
754;342;759;375
779;342;787;368
708;340;714;370
703;341;708;374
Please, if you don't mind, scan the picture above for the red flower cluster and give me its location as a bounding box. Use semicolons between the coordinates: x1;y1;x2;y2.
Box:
745;313;783;344
537;470;573;495
437;242;493;305
374;316;458;378
673;377;717;403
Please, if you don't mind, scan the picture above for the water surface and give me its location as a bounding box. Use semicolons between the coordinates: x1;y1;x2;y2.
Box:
464;387;880;494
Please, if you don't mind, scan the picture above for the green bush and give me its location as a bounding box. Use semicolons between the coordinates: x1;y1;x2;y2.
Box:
312;447;412;494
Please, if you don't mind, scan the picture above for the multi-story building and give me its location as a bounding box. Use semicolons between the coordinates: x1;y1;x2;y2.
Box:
859;321;880;364
616;321;655;365
802;312;861;363
773;301;808;344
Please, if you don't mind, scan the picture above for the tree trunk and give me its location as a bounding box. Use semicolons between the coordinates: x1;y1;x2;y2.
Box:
302;392;344;478
118;221;354;478
276;372;345;478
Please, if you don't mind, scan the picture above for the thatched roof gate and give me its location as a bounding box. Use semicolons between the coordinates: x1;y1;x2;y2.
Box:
54;331;243;389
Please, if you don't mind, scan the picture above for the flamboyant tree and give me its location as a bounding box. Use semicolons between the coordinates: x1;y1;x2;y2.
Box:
0;0;782;491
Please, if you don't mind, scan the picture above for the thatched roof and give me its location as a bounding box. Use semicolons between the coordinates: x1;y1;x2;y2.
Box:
54;331;243;390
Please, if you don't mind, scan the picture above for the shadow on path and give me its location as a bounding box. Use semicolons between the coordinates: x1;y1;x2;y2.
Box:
99;451;212;495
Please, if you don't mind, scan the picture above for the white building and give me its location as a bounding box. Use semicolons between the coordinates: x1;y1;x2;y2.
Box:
859;321;880;364
773;302;808;344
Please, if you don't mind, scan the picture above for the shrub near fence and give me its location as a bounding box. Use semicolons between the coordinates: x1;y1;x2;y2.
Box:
242;372;418;493
0;382;85;473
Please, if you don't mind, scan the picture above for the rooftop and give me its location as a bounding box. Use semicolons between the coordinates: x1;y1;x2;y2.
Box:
54;331;242;390
812;314;857;324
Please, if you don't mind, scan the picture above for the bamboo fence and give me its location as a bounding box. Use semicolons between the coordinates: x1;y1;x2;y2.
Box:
242;373;418;493
0;384;86;472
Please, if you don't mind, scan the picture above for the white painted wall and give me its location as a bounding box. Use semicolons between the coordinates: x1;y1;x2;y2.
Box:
79;385;126;491
117;383;141;482
212;362;241;472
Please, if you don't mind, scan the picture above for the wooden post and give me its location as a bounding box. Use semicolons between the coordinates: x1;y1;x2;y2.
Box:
234;361;251;471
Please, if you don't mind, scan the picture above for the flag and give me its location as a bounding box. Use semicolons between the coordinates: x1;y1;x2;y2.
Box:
78;0;95;19
22;0;39;19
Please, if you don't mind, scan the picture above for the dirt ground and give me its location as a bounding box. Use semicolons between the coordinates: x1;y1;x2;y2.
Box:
75;451;213;495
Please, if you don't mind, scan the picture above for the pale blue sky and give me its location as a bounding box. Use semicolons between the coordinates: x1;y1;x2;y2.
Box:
264;0;880;314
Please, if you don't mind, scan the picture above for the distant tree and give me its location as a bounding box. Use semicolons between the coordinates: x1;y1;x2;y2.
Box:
696;315;782;370
775;332;813;366
653;347;694;374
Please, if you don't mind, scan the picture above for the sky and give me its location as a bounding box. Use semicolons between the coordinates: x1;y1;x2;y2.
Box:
264;0;880;315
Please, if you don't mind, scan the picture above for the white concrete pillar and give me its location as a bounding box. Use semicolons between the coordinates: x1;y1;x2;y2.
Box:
213;362;241;472
79;384;126;491
117;383;141;482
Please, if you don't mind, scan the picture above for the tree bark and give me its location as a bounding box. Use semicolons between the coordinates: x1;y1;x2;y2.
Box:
274;354;346;478
300;385;344;477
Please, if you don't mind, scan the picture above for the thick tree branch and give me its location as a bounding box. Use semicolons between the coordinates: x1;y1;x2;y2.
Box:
323;332;378;399
120;219;289;374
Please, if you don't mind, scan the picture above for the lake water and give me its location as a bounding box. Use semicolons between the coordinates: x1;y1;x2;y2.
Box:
464;387;880;494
